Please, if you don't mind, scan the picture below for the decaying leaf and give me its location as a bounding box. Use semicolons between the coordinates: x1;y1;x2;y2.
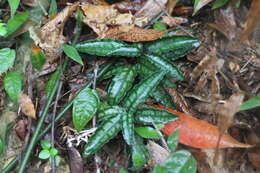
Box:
30;2;79;62
135;0;168;27
147;141;170;165
113;0;146;14
19;93;36;119
161;16;188;27
157;105;252;149
102;26;167;42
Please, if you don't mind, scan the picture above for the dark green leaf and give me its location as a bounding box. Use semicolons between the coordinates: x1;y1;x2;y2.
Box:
0;48;16;74
6;11;29;36
31;46;46;71
4;72;22;102
135;107;178;124
150;86;174;108
8;0;20;18
49;148;58;156
240;95;260;110
163;150;197;173
212;0;229;9
62;44;83;65
73;87;100;131
107;66;136;105
48;0;57;16
122;113;135;145
97;105;126;122
83;115;122;157
45;68;60;99
38;149;50;159
0;137;4;154
135;126;161;139
143;54;184;81
40;140;51;150
167;129;179;152
153;165;168;173
123;71;166;113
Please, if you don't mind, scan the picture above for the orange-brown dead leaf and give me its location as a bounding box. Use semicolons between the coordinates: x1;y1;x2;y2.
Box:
240;0;260;43
19;93;36;119
102;26;167;42
156;105;252;149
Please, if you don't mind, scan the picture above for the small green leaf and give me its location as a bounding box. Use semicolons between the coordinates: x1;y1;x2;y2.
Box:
48;0;57;16
50;148;58;156
240;95;260;110
119;168;129;173
135;126;161;139
4;72;22;102
212;0;229;9
122;113;135;145
167;129;179;152
0;22;8;36
73;87;100;131
0;48;16;74
6;11;29;36
153;21;167;31
45;67;60;98
8;0;20;18
163;150;197;173
39;149;50;159
62;44;83;65
55;155;61;166
31;46;46;71
0;137;4;154
40;140;51;150
153;165;168;173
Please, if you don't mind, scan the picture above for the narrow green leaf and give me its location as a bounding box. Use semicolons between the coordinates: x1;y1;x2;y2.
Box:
122;113;135;145
240;95;260;110
135;126;161;139
31;46;46;71
45;68;60;99
83;115;122;157
6;11;29;36
0;137;4;154
0;22;8;36
212;0;229;9
123;71;166;113
73;87;100;131
4;72;22;102
193;0;213;15
153;165;168;173
163;150;197;173
40;140;51;150
48;0;57;16
131;136;149;168
8;0;20;18
97;105;126;122
49;148;58;156
0;48;16;74
167;129;179;152
38;149;50;159
150;86;174;108
62;44;83;65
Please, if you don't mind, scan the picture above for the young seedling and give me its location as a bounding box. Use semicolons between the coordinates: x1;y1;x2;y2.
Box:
38;140;61;166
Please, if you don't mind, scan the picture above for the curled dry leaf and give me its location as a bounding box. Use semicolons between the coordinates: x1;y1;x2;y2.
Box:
156;105;252;149
135;0;168;27
19;93;36;119
30;2;79;62
102;26;167;42
161;16;188;27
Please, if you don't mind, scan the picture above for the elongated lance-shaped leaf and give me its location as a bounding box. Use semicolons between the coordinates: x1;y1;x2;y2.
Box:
97;105;126;122
122;113;135;145
135;106;178;124
73;87;100;131
83;114;122;157
131;135;149;168
75;39;143;57
150;86;174;108
102;65;130;79
143;54;184;80
107;66;137;105
123;71;167;113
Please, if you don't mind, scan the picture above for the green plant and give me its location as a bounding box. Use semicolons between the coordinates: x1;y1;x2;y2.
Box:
38;140;61;166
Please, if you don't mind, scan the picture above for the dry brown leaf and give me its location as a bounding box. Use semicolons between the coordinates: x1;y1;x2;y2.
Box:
113;0;146;14
19;93;36;119
174;6;193;15
161;16;188;27
102;26;167;42
135;0;168;27
30;2;79;62
146;141;170;165
240;0;260;43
